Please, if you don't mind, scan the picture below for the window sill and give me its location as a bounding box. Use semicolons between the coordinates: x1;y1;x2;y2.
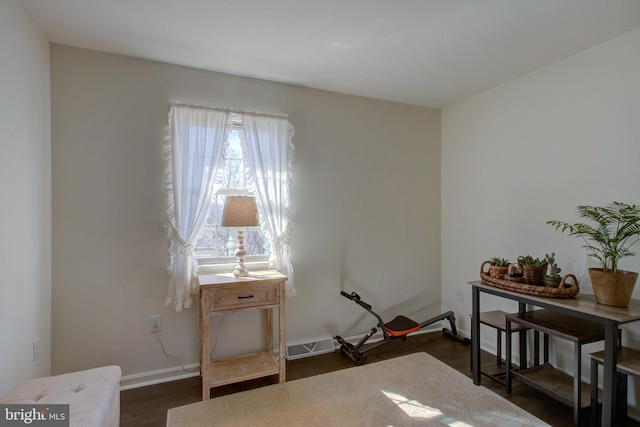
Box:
196;260;271;275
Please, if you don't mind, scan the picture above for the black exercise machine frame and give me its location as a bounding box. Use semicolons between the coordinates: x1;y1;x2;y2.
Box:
334;291;469;364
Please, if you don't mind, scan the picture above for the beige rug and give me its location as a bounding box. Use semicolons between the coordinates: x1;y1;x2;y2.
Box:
167;352;549;426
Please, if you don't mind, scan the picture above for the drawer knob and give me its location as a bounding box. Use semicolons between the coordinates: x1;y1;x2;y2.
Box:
238;295;254;299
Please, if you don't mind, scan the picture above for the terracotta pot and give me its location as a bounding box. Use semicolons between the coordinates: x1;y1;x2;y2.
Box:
588;268;638;307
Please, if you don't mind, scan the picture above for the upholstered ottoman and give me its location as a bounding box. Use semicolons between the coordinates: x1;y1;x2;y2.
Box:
0;366;121;427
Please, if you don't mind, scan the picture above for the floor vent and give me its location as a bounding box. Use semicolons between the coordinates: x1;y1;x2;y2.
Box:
286;337;335;360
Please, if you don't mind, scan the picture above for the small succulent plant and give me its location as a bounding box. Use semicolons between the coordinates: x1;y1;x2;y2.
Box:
545;252;562;278
518;255;547;267
489;257;510;267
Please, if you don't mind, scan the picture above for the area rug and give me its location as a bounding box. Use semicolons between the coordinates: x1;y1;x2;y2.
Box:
166;352;549;426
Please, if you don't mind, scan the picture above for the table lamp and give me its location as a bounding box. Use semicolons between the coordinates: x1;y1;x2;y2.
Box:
221;195;259;277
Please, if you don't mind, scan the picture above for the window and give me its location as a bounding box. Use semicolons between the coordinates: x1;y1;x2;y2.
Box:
195;126;270;265
165;104;295;311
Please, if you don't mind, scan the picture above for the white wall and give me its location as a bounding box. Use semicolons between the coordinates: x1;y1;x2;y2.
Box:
50;45;441;383
442;27;640;413
0;0;51;395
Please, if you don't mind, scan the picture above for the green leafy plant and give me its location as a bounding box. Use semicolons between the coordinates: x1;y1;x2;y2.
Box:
547;202;640;273
545;252;562;278
517;255;546;267
489;257;510;267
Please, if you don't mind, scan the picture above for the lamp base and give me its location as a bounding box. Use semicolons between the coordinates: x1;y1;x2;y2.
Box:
233;229;249;277
233;267;249;277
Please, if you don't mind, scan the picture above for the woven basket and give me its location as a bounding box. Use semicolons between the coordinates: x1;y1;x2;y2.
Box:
522;263;547;286
543;276;562;288
505;262;526;283
505;275;526;283
481;261;509;280
480;262;579;298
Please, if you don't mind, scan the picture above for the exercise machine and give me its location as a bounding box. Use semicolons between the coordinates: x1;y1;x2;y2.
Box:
334;291;470;364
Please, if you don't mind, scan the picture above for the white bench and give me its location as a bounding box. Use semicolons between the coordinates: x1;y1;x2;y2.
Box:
0;366;121;427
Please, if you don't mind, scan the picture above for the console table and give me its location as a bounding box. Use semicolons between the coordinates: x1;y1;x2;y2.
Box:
469;280;640;427
199;271;287;400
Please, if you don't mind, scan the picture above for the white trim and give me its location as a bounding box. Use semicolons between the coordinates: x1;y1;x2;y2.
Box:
286;337;335;360
215;188;251;196
119;325;454;390
196;259;271;274
119;363;200;390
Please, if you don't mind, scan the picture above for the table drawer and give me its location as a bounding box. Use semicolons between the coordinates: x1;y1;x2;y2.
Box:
210;284;279;312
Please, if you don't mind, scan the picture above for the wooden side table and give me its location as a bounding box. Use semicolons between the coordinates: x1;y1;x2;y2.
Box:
198;271;287;400
470;280;640;427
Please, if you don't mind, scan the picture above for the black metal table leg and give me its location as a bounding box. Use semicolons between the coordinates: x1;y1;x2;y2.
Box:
506;317;513;394
472;286;481;385
591;357;599;427
601;322;618;427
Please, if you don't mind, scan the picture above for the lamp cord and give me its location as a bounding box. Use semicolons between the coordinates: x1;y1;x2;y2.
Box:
151;314;226;372
210;314;226;358
153;332;199;373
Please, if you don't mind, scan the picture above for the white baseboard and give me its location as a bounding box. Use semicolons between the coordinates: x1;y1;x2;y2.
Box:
119;363;200;390
119;323;460;390
286;337;335;360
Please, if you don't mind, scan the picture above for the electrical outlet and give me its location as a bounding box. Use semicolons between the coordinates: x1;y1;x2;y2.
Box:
149;315;162;333
33;337;40;362
456;289;464;302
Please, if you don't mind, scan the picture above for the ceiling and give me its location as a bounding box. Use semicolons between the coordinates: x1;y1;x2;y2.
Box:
20;0;640;108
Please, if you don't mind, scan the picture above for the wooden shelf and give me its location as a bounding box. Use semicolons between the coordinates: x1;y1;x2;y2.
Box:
511;363;600;409
508;310;604;344
590;347;640;377
209;352;279;388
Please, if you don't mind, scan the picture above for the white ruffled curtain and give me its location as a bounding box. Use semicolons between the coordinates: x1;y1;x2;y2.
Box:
164;106;228;311
242;114;296;297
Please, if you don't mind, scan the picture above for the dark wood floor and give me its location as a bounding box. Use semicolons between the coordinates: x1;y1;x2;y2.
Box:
120;331;639;427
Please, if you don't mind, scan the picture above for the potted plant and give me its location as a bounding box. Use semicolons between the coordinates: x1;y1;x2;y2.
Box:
488;257;510;279
517;255;547;286
547;202;640;307
506;262;525;282
543;252;562;288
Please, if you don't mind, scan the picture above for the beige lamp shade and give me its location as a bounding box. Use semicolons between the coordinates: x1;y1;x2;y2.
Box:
221;196;259;227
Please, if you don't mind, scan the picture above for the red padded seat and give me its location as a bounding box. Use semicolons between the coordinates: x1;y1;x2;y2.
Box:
384;315;420;337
